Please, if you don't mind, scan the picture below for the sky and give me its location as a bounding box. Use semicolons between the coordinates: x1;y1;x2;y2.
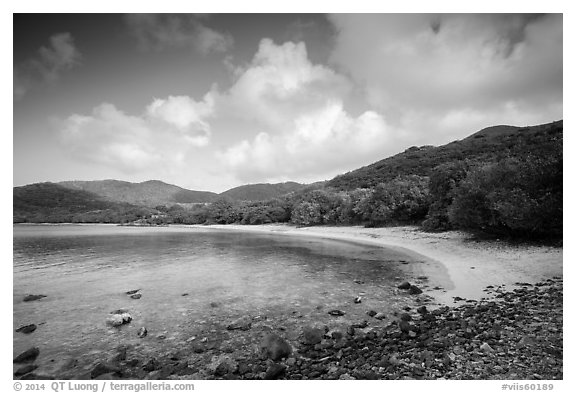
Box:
13;13;563;192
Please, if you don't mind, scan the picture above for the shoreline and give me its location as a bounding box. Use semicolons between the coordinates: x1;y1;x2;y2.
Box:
191;224;563;305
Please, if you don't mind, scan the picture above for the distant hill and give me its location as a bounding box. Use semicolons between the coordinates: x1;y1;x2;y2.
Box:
219;182;307;201
327;120;563;190
13;182;152;223
59;179;217;207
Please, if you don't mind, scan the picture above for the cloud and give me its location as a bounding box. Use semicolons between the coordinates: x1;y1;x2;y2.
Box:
215;39;394;181
124;14;233;54
327;14;562;138
14;32;82;100
59;94;214;173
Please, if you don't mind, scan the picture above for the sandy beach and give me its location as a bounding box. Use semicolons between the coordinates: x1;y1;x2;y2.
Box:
196;224;563;304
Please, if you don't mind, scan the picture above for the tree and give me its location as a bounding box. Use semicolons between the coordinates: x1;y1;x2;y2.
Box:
422;161;470;231
448;154;562;239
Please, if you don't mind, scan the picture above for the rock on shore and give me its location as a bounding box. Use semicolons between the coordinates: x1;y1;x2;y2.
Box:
17;279;562;381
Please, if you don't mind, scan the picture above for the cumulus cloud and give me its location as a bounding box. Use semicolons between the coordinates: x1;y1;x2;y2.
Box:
216;39;393;181
328;14;562;142
124;14;233;54
14;32;82;100
59;94;214;173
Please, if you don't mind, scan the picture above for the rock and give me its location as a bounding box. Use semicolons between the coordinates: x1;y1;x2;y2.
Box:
91;362;120;379
181;293;189;296
302;326;324;345
265;363;286;380
14;364;38;376
398;320;412;333
352;320;369;329
137;327;148;338
409;285;423;295
106;315;124;327
125;289;140;295
417;306;428;314
106;312;131;327
398;281;412;290
367;310;377;317
214;362;230;377
374;312;387;320
347;326;355;336
23;294;46;302
226;316;252;331
339;373;355;380
110;309;129;315
400;313;412;321
130;294;142;299
19;373;55;380
480;342;495;354
354;296;362;304
16;324;37;334
143;358;159;372
260;333;292;361
328;309;346;316
13;347;40;363
331;331;344;340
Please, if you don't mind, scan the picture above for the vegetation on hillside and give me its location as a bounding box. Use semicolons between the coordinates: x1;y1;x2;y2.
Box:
13;183;156;224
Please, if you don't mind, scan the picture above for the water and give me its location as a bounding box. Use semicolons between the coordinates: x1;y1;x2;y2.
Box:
13;224;419;376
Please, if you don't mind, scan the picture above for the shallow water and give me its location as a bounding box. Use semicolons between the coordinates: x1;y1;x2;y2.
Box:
13;224;421;375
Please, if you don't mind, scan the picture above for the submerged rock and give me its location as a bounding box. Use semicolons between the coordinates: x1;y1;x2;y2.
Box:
106;312;132;327
130;294;142;299
91;362;120;379
137;327;148;338
106;315;124;327
226;316;252;331
14;364;38;376
14;347;40;363
260;333;292;361
16;324;37;334
398;282;412;290
328;309;346;316
374;312;387;320
125;289;140;295
23;294;46;302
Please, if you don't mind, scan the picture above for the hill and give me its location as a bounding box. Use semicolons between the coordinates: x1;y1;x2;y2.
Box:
13;182;153;223
327;120;563;190
59;179;217;207
219;182;307;201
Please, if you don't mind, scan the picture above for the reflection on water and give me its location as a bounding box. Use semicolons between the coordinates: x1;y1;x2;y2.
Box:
13;225;416;374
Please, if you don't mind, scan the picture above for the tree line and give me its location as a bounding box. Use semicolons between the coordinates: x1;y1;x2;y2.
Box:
159;147;561;241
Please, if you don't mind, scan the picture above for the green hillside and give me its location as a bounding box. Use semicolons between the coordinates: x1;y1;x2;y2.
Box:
59;179;217;207
13;183;154;223
327;121;563;190
219;182;306;201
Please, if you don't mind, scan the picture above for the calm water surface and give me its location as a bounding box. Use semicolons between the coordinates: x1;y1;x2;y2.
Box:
13;224;418;375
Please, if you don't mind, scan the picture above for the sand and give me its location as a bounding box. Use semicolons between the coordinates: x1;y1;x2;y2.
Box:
196;224;563;305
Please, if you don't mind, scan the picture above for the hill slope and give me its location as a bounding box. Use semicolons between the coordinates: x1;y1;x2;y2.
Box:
59;179;217;207
13;182;152;223
219;182;307;201
327;120;563;190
